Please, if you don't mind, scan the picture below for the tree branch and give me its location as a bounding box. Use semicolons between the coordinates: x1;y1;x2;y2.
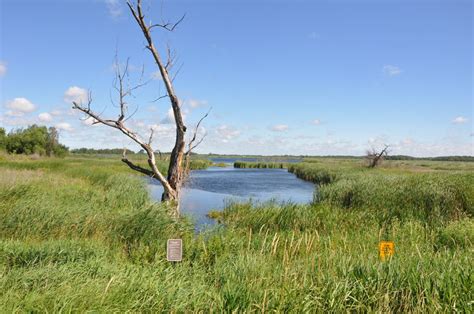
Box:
149;13;186;32
121;149;155;177
185;107;211;156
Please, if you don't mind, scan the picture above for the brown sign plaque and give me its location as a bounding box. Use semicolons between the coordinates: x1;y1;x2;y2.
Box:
167;239;182;262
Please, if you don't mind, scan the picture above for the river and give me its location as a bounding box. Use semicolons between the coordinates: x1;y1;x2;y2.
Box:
148;162;314;228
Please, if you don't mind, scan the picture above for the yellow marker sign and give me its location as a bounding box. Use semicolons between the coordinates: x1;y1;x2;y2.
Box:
379;241;394;261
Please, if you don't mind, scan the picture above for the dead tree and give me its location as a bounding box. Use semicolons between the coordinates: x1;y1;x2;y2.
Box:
366;144;389;168
72;0;206;217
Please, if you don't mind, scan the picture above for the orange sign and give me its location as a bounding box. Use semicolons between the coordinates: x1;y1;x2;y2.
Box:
379;241;394;261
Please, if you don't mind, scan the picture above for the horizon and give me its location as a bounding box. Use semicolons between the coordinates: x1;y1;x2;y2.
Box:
1;0;472;157
69;146;474;159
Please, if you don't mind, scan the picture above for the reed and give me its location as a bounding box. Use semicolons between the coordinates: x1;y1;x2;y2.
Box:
234;161;287;169
0;155;472;312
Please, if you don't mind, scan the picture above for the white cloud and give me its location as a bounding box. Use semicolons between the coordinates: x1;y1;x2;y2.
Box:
5;110;25;117
160;107;189;124
38;112;53;122
149;123;174;137
160;107;175;124
368;136;388;148
55;122;74;132
312;119;321;125
308;32;320;39
50;110;63;116
105;0;122;17
0;61;6;77
452;116;468;124
390;138;473;157
383;65;402;76
271;124;289;132
187;99;208;109
216;125;240;143
5;98;36;115
0;116;37;126
64;86;88;104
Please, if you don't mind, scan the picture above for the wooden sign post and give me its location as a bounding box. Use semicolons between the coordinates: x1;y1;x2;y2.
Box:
379;241;394;261
167;239;182;262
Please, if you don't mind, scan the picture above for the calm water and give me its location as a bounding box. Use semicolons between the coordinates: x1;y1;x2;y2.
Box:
148;166;315;227
209;157;302;164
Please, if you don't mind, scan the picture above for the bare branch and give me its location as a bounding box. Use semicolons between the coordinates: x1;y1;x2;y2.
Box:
187;133;207;154
148;127;155;145
185;107;212;156
72;93;173;191
366;144;389;168
164;43;174;71
122;157;155;177
122;105;139;123
171;62;184;83
149;14;186;32
150;94;169;103
127;79;151;96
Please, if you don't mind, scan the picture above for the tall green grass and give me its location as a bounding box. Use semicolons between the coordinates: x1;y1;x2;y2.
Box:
0;155;473;311
319;172;473;222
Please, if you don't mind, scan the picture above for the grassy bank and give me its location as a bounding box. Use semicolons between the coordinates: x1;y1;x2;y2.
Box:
0;155;473;311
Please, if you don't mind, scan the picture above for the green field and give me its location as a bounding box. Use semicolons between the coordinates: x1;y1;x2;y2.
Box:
1;154;473;311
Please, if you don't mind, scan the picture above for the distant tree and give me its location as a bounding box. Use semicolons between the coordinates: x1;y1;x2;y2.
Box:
366;144;389;168
5;125;68;157
46;127;58;157
0;127;6;150
52;143;69;158
6;125;48;155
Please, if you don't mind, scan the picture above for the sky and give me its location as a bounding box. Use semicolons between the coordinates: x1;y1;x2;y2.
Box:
0;0;472;156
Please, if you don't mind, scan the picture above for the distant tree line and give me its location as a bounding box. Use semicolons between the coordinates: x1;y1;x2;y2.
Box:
0;125;69;157
71;148;135;155
70;148;147;155
70;148;182;156
385;155;474;162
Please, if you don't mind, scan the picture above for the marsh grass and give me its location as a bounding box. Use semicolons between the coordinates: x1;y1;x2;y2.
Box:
0;155;473;311
234;161;288;169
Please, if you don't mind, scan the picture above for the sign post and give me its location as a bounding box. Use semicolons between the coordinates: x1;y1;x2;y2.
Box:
167;239;182;262
379;241;394;261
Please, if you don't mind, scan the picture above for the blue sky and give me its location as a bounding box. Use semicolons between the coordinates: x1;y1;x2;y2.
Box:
0;0;472;156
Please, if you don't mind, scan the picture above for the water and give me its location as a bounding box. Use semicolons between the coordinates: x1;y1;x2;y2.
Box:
148;166;315;227
209;157;302;165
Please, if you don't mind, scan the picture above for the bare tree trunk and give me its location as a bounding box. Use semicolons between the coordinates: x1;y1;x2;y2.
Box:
367;145;389;168
127;1;187;207
73;1;208;219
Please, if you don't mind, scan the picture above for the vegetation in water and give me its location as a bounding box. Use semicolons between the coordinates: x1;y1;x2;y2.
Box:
234;161;288;169
212;162;229;167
